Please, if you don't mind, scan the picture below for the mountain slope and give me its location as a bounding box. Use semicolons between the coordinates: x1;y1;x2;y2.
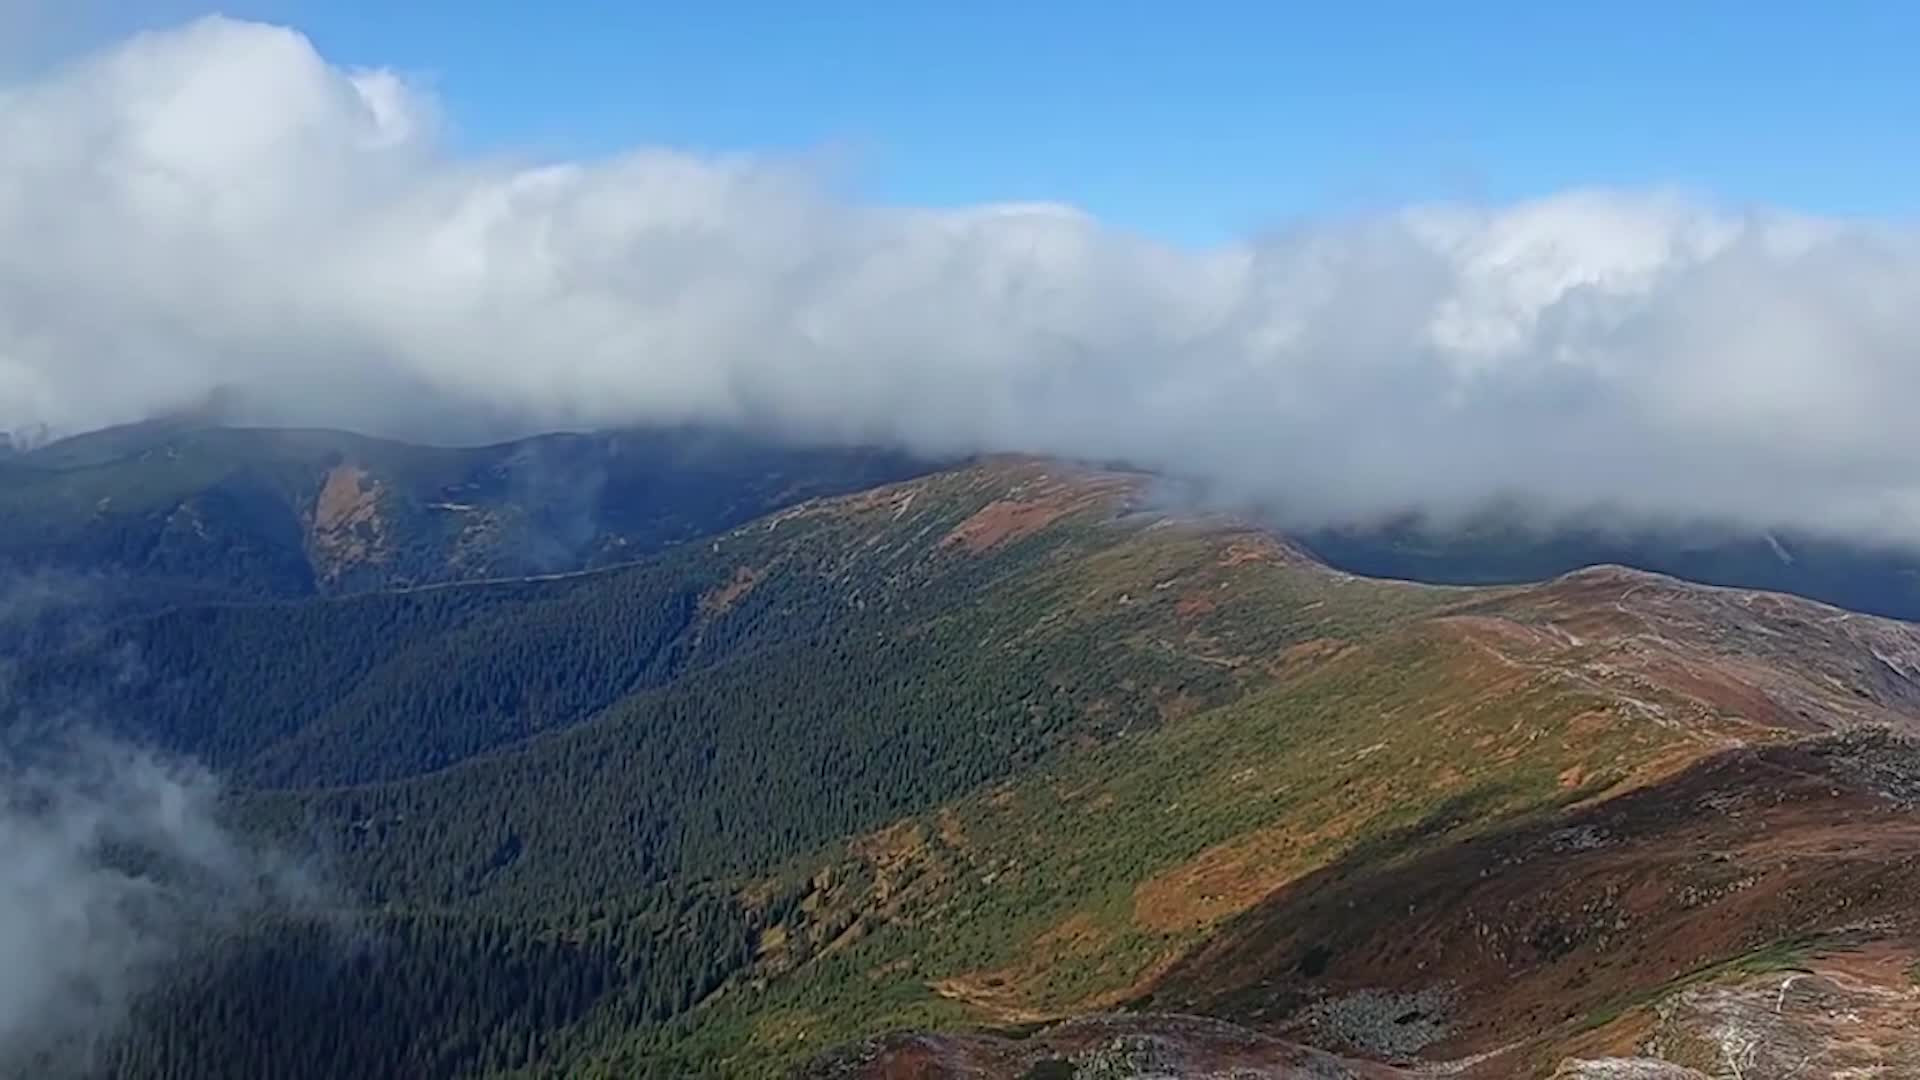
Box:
51;457;1397;1078
809;721;1920;1079
0;420;930;600
11;452;1920;1078
821;731;1920;1078
773;562;1920;1077
16;419;1920;622
1302;513;1920;624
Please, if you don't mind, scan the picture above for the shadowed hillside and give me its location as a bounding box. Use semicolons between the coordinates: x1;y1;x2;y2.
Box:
0;420;931;600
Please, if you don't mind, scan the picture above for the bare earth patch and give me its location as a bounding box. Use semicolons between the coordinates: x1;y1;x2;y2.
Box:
698;565;762;616
309;463;390;579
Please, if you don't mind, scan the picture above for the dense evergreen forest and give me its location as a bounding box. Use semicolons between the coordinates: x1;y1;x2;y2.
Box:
2;457;1330;1078
24;425;1917;1077
99;900;756;1080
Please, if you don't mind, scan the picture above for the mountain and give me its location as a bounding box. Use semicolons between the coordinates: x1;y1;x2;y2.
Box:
1300;511;1920;623
0;419;931;602
779;558;1920;1079
4;433;1920;1077
16;418;1920;623
806;726;1920;1079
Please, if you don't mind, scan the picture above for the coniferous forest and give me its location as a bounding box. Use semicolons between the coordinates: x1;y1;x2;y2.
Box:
1;439;1292;1079
17;425;1919;1079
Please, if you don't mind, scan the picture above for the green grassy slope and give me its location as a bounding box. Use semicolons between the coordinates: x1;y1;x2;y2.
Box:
20;456;1919;1079
62;459;1402;1078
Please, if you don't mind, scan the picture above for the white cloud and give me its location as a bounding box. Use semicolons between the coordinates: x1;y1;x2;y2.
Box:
0;736;317;1074
4;17;1920;541
0;570;327;1073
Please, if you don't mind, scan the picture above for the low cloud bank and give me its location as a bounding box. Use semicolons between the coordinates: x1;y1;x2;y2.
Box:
0;574;325;1074
4;19;1920;542
0;737;322;1075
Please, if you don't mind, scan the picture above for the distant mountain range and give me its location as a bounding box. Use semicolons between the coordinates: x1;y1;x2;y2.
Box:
1302;512;1920;624
9;417;1920;621
0;418;931;602
5;424;1919;1077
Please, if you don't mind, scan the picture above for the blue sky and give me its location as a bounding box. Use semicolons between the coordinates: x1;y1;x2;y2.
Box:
8;3;1920;538
24;2;1920;242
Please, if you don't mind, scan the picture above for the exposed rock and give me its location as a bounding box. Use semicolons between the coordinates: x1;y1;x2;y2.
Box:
1548;1060;1707;1079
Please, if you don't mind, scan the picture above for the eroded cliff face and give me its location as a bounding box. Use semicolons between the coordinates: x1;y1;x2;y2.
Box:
307;463;394;584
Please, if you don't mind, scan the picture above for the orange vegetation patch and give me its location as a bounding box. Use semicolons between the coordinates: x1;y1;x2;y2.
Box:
1031;911;1105;953
1215;533;1298;567
1131;813;1363;934
1267;636;1355;674
940;499;1073;553
310;463;389;575
1635;654;1802;730
804;1014;1413;1079
699;565;762;616
1144;732;1920;1073
850;820;928;865
314;464;372;531
1173;594;1218;619
757;923;791;957
937;467;1141;553
1435;613;1573;662
934;913;1185;1025
934;808;969;850
927;973;1057;1027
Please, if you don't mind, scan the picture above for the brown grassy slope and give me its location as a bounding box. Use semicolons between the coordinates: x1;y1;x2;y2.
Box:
808;728;1920;1079
1148;730;1920;1075
771;474;1920;1079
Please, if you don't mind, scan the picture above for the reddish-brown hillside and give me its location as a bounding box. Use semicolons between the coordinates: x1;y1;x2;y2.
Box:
781;490;1920;1079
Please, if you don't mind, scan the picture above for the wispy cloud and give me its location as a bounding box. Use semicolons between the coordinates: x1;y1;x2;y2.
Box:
0;572;327;1074
0;737;321;1075
4;18;1920;541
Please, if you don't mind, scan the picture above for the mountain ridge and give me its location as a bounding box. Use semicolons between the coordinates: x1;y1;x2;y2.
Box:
17;419;1920;624
6;435;1920;1076
0;420;935;601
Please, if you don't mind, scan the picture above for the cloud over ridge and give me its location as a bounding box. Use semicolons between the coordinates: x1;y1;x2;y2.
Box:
0;734;324;1074
4;17;1920;540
